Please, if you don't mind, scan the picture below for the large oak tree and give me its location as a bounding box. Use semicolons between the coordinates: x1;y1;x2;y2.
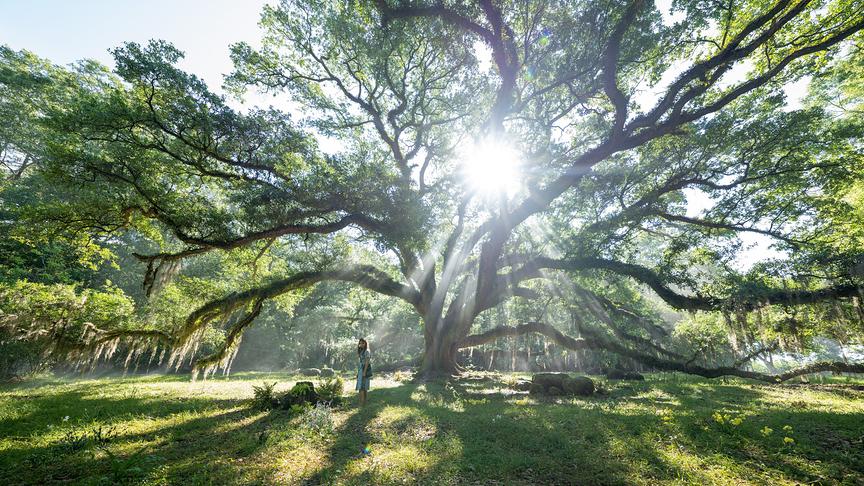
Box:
4;0;864;380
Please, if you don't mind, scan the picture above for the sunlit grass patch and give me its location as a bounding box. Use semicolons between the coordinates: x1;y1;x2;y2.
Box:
633;388;679;405
408;384;465;412
340;435;462;484
1;372;862;485
370;405;438;443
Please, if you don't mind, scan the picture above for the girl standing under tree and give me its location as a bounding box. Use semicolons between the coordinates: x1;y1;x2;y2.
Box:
355;338;371;406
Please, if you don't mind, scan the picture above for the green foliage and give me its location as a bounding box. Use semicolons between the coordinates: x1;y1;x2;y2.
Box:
0;281;140;378
672;313;735;367
0;232;98;286
289;381;313;396
251;381;278;410
316;375;344;402
0;280;135;330
0;332;45;381
288;403;310;416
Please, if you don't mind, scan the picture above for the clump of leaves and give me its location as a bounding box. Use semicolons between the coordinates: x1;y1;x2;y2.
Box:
317;376;344;403
291;382;313;395
289;403;310;416
251;381;278;410
56;424;118;453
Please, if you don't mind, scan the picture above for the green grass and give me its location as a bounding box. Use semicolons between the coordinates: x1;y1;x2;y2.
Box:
1;371;863;485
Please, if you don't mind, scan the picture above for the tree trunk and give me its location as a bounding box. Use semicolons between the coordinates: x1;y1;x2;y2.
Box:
419;317;461;377
420;335;459;377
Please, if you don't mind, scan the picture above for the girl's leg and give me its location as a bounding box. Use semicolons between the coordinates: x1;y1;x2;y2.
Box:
359;389;367;406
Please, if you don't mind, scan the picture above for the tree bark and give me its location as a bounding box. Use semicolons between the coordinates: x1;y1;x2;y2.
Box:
420;331;460;377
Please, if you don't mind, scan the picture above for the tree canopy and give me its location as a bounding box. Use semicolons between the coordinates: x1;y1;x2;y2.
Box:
2;0;863;380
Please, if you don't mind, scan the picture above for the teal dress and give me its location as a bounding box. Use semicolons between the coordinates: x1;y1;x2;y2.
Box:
355;349;371;391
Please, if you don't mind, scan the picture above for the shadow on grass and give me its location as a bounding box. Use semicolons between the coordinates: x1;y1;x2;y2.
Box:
0;379;288;485
303;374;863;485
0;390;240;437
603;377;864;484
302;377;722;485
2;373;862;485
303;390;394;484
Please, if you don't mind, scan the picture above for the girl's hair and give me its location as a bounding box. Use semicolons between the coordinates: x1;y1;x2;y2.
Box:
357;338;369;356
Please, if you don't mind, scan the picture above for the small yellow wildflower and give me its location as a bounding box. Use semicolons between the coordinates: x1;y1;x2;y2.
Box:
730;418;743;426
712;412;725;424
783;436;795;444
760;426;773;436
782;425;793;432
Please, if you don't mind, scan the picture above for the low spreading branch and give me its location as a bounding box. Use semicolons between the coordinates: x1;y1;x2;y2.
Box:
131;213;393;296
510;256;863;311
191;298;265;378
184;265;425;338
459;321;864;383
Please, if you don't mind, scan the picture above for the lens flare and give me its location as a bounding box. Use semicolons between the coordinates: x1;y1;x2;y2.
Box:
459;138;523;200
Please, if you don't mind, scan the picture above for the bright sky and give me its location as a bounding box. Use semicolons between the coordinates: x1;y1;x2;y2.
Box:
1;0;788;270
0;0;269;96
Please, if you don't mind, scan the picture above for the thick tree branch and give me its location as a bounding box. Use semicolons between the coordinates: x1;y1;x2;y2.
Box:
131;213;389;296
185;265;425;336
191;298;264;377
571;286;681;359
510;256;862;311
602;0;642;135
459;321;864;383
82;327;173;348
628;0;807;130
655;211;802;247
376;0;519;130
376;1;497;45
497;1;862;237
679;16;864;124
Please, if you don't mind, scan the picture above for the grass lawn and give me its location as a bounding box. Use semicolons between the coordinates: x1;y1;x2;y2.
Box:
1;371;862;485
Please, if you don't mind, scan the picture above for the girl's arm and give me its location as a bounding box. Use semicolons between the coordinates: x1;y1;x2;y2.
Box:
363;351;369;375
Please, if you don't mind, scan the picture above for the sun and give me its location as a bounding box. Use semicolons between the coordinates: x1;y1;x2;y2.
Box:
459;138;523;199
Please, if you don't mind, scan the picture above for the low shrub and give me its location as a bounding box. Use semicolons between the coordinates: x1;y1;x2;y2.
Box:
317;375;344;403
298;402;334;436
251;381;278;410
274;381;320;409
